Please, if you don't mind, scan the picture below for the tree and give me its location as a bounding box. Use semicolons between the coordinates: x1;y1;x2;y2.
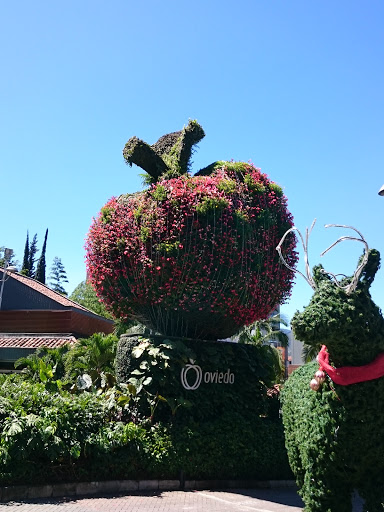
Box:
28;233;39;278
237;313;289;347
35;229;48;284
21;231;30;275
21;231;43;278
301;343;321;363
237;313;290;382
70;280;112;318
49;256;69;295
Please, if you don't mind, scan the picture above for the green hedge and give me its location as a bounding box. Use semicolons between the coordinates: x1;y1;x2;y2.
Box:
0;374;292;485
116;334;281;423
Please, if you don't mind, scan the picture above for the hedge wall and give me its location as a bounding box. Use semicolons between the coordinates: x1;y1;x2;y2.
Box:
0;375;292;486
115;334;281;423
0;333;293;487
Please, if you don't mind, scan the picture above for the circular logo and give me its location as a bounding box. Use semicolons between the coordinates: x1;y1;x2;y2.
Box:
181;364;203;390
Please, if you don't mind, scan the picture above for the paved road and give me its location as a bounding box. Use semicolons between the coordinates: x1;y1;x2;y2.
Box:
0;487;367;511
0;488;304;512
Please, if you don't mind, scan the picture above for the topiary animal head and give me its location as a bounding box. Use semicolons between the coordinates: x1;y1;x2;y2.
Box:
278;222;384;366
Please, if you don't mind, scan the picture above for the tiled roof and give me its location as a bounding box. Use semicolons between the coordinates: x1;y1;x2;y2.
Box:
0;333;77;349
0;269;92;313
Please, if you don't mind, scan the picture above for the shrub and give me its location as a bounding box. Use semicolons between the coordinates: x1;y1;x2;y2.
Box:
0;373;292;485
64;333;118;385
0;375;108;484
115;335;282;423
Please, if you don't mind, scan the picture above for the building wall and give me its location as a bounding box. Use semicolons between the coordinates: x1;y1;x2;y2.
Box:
283;329;305;374
0;309;114;336
0;310;72;333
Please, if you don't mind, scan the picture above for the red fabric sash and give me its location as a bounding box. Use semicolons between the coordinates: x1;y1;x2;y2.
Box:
318;345;384;386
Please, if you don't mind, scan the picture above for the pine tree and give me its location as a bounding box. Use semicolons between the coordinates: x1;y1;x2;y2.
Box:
28;234;39;278
35;229;48;284
21;231;30;276
49;257;69;295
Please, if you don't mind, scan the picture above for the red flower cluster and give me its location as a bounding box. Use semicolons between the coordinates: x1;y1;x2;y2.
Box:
85;163;297;340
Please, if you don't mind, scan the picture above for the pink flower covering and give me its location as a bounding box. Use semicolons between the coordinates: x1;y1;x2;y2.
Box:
85;163;297;339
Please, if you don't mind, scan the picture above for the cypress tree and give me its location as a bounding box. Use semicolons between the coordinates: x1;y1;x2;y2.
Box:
21;231;30;276
28;234;39;278
35;229;48;284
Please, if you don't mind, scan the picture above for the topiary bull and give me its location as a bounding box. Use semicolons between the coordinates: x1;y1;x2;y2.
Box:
278;222;384;512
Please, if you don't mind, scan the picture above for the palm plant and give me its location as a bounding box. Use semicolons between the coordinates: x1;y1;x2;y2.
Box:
237;313;289;347
15;345;71;383
237;313;290;382
302;342;322;363
36;345;71;379
15;352;52;382
64;333;118;386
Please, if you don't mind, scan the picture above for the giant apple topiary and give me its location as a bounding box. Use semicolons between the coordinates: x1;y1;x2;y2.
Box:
85;121;297;340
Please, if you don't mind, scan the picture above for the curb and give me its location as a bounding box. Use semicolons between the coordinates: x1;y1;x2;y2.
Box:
0;479;297;502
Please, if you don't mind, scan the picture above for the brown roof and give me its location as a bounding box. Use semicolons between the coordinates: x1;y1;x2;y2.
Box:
0;333;77;349
1;269;92;313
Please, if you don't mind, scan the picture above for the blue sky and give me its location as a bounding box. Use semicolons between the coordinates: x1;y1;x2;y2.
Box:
1;0;383;323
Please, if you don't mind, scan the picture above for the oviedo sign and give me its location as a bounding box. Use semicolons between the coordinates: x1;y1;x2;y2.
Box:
180;362;235;391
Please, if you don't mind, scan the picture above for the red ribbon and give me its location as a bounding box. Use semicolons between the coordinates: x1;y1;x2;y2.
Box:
318;345;384;386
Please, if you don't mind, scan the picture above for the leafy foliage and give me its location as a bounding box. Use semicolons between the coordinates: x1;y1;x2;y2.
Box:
166;414;292;480
14;333;119;392
15;345;71;392
0;375;109;484
116;335;283;423
70;281;113;318
237;313;289;346
64;333;118;386
0;373;291;486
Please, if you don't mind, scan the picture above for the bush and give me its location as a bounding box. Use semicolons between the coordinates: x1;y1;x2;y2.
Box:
115;335;281;423
150;415;292;481
0;375;108;484
0;374;291;485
